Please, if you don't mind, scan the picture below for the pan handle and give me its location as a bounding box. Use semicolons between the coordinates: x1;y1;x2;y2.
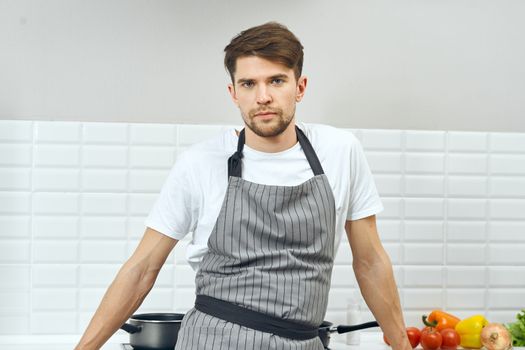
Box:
336;320;379;334
120;323;142;334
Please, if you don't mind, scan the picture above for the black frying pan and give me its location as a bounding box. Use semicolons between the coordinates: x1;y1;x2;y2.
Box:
318;320;380;349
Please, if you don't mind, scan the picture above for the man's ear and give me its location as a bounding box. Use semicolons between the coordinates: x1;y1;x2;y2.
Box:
296;76;307;102
228;84;239;107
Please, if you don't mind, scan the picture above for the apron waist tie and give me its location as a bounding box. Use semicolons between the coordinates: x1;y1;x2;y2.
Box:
194;294;319;341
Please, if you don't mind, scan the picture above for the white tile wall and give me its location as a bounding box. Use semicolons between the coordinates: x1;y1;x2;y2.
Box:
0;120;524;335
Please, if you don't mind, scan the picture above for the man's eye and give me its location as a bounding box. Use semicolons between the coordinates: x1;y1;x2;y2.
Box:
241;81;254;88
272;78;284;85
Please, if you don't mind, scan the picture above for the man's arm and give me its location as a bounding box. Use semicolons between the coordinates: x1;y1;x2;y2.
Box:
75;227;178;350
346;215;411;350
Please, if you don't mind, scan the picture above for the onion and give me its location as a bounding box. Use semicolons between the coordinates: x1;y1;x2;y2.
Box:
481;323;513;350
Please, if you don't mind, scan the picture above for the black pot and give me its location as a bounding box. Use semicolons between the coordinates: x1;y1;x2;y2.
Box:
120;313;184;350
318;320;379;349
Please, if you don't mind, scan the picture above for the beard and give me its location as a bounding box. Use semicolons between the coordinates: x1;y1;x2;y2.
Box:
241;106;295;137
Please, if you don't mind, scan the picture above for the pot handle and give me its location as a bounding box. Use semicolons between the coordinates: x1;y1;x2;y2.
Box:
120;323;142;334
336;320;379;334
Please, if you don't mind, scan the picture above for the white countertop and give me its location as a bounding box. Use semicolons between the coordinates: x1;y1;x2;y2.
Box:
0;332;385;350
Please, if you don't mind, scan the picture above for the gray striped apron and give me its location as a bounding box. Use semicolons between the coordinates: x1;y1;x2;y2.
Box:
175;126;336;350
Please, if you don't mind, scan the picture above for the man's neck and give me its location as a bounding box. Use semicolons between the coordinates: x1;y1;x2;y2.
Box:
240;122;298;153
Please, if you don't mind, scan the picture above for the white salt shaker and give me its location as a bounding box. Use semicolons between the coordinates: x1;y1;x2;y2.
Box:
346;295;361;345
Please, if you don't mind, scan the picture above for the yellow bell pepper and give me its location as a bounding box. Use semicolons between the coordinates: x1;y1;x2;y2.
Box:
455;314;489;349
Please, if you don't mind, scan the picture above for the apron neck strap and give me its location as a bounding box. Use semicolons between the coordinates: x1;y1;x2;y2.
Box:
228;126;325;178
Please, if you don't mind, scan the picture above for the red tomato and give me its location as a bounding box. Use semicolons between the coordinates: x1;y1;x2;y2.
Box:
406;327;421;348
440;328;460;350
420;327;442;350
383;327;421;348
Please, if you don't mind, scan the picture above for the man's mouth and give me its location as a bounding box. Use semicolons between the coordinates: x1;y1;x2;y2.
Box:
254;111;277;119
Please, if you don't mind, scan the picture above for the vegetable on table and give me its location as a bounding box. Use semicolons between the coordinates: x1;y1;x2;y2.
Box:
423;310;461;331
481;323;512;350
421;315;443;350
455;314;489;349
440;328;461;350
382;327;421;348
506;309;525;347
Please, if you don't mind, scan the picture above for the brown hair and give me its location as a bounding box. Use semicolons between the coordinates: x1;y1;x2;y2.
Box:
224;22;304;82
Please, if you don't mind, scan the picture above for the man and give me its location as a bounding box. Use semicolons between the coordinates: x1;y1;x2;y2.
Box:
76;22;411;350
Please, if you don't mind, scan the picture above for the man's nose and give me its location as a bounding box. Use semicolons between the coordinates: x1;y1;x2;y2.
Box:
256;86;272;104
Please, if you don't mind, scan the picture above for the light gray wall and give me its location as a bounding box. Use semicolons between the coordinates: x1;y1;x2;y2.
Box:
1;0;524;132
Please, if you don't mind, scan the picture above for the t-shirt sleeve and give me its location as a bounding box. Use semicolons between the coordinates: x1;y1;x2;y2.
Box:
144;152;197;240
347;139;384;221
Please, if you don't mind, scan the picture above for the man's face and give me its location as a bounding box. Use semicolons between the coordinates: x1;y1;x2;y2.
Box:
228;56;307;138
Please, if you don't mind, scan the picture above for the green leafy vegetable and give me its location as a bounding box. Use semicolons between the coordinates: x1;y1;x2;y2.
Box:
506;309;525;347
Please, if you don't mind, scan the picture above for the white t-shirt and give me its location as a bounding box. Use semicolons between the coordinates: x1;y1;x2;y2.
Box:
145;122;383;271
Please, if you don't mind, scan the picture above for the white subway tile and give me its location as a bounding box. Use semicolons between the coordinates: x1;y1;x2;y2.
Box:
0;291;29;313
406;131;445;151
81;217;126;239
404;199;444;219
448;176;487;197
0;265;30;289
173;239;189;264
80;241;127;263
448;132;487;152
32;288;77;311
79;264;120;287
489;267;525;287
448;154;487;174
403;311;434;328
79;288;104;311
490;132;525;152
177;125;228;146
129;193;157;215
331;265;357;287
129;146;175;169
369;174;402;196
137;288;173;311
446;267;486;287
155;264;174;288
404;221;444;242
404;266;443;287
377;198;403;219
81;193;127;215
335;244;352;264
486;311;522;324
35;121;80;143
490;177;525;197
173;288;197;312
377;220;402;241
0;120;32;142
82;145;128;168
0;314;29;334
0;168;31;190
404;244;443;265
129;169;168;192
0;241;30;263
32;169;80;191
0;144;32;166
365;152;403;173
446;221;486;242
33;241;78;263
383;243;401;264
446;244;486;265
34;145;80;167
82;122;128;144
405;175;444;196
174;265;198;288
488;289;525;309
489;244;525;265
33;193;79;215
33;216;79;239
360;130;402;150
0;192;31;214
32;265;77;287
490;154;525;175
488;221;525;242
403;289;443;309
490;199;525;219
128;217;148;239
30;312;77;334
0;216;31;238
446;289;485;309
405;153;444;174
130;124;176;145
82;169;127;192
447;199;487;219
